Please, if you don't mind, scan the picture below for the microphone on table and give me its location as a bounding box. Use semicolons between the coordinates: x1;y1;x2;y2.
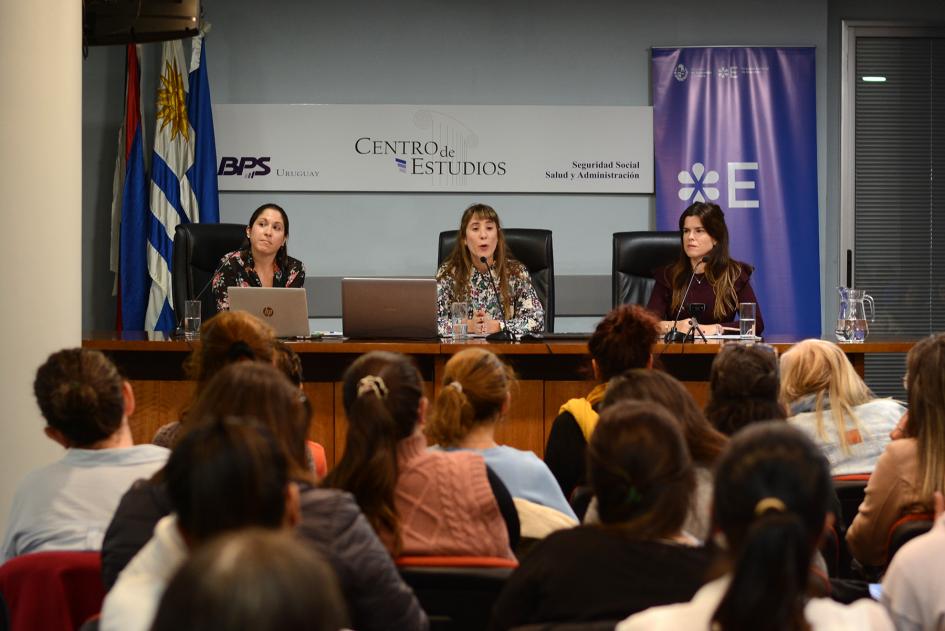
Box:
479;256;515;342
175;258;228;336
664;254;709;344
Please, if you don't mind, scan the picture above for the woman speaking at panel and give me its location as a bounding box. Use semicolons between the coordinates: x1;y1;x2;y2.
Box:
435;203;544;337
211;203;306;312
646;202;764;337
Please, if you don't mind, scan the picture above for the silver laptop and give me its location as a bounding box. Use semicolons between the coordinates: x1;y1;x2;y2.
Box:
342;278;438;339
227;287;310;337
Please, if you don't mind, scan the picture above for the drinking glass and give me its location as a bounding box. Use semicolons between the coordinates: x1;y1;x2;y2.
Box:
739;302;756;339
450;301;468;340
184;300;202;340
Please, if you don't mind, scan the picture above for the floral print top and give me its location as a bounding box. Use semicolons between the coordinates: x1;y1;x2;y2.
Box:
436;261;545;337
211;249;306;312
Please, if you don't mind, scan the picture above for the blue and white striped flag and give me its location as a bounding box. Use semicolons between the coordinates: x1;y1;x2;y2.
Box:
146;40;198;332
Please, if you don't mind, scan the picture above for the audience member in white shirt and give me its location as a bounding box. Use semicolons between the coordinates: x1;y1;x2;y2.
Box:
1;348;168;561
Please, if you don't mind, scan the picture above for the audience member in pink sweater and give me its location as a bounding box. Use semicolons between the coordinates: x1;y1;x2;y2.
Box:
324;351;516;559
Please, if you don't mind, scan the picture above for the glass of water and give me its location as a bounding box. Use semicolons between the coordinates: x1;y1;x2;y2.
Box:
739;302;756;339
184;300;201;340
450;301;468;340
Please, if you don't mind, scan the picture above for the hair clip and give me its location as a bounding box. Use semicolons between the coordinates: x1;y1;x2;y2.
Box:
357;375;389;399
226;341;256;361
753;496;787;517
448;381;463;393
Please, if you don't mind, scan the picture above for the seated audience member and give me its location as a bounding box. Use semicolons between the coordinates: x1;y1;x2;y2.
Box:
704;343;786;436
596;369;728;540
101;363;428;631
100;417;301;631
323;351;517;559
1;349;168;562
617;422;894;631
544;304;661;499
490;401;712;630
847;334;945;567
151;529;348;631
881;496;945;631
781;339;905;475
101;361;312;588
427;347;576;520
152;310;276;448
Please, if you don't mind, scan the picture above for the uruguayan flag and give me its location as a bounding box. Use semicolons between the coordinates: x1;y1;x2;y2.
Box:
146;40;198;332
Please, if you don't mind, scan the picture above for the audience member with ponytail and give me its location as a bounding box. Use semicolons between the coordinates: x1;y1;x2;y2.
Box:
323;351;517;559
847;333;945;567
1;349;168;561
490;402;712;629
427;348;575;520
544;304;660;499
618;422;893;631
594;369;727;540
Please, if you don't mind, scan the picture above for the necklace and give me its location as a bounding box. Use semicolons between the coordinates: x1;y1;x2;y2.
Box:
694;275;703;285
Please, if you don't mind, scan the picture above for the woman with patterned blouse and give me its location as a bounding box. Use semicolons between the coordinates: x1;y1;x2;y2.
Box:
211;203;306;312
435;203;544;337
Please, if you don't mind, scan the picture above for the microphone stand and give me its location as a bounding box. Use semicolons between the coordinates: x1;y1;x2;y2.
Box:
664;261;703;343
479;256;515;342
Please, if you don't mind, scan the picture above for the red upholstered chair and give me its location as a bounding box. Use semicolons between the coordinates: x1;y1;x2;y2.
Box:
0;551;104;631
395;557;518;631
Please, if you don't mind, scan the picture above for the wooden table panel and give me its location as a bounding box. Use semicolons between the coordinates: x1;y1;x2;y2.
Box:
127;380;193;444
303;382;334;465
543;380;595;447
495;380;545;457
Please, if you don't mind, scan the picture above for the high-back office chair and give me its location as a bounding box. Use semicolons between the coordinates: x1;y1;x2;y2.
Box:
437;229;555;332
171;223;246;325
612;231;680;308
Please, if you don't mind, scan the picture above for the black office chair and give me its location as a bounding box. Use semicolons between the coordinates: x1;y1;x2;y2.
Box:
397;560;515;631
611;231;680;308
171;223;246;325
437;229;555;332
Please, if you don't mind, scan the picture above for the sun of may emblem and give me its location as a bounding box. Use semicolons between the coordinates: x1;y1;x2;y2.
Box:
156;60;189;142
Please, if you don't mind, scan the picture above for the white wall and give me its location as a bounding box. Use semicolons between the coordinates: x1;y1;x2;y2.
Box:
0;1;82;532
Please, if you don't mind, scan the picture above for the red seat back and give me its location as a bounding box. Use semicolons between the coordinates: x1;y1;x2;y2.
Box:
0;551;104;631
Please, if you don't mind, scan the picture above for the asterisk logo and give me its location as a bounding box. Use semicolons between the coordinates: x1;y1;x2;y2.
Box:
677;162;719;202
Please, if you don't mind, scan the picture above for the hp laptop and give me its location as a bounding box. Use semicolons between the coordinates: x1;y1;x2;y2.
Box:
227;287;310;337
342;278;438;339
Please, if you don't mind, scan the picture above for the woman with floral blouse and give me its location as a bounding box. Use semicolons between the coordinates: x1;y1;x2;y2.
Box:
211;203;306;312
435;203;544;338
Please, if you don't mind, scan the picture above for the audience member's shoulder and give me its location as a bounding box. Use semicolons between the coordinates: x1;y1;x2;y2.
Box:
805;596;895;629
882;436;918;460
298;486;363;532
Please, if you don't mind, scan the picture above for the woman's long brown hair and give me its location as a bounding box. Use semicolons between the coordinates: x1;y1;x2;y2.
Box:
667;202;744;321
436;203;518;319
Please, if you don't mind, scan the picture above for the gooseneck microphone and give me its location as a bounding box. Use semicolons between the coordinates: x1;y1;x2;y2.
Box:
479;256;514;342
663;255;708;344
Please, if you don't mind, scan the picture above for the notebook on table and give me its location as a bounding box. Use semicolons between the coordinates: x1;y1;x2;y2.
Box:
342;278;438;339
227;287;310;338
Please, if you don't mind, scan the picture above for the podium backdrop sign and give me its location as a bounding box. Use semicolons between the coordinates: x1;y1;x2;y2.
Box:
213;104;653;194
652;47;821;338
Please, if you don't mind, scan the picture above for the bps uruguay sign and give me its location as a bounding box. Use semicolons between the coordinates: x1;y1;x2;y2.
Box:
213;104;653;193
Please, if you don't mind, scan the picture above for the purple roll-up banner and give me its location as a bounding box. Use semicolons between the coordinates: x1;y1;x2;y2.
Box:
652;47;820;338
